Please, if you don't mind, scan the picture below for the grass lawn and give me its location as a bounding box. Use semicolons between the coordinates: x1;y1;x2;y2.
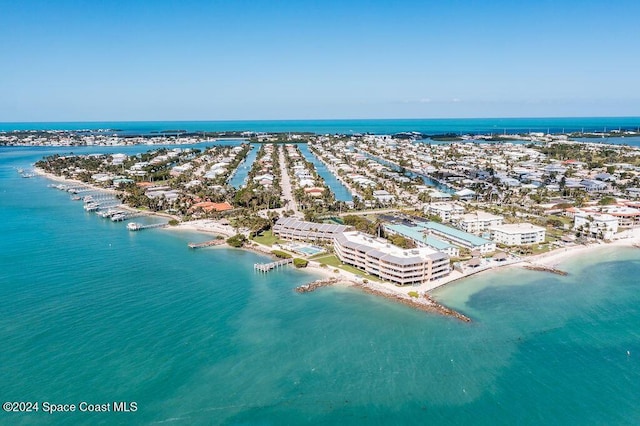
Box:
252;229;280;246
311;254;382;282
550;215;572;225
530;244;552;255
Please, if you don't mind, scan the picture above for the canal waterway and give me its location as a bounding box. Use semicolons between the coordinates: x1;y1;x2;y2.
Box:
359;150;456;194
229;143;260;188
297;143;353;202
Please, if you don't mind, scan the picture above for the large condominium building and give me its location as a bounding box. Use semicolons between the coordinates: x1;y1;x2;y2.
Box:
418;221;496;254
425;202;465;222
488;223;546;246
333;231;450;286
457;212;504;234
566;206;640;228
600;206;640;227
382;223;460;257
273;217;351;242
574;212;618;239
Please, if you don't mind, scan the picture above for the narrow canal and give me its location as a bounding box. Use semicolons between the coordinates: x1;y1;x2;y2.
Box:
229;143;260;188
359;151;456;194
297;143;353;202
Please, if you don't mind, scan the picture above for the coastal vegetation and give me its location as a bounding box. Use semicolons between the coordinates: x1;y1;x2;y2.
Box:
293;258;308;268
226;234;247;248
251;229;280;246
272;250;293;259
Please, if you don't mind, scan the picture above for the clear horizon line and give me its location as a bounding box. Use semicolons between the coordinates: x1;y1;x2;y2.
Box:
2;114;640;124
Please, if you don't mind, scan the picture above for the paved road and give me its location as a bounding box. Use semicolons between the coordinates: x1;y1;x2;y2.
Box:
276;145;301;218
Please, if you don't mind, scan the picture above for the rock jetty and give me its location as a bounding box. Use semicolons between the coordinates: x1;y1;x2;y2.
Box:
352;282;472;323
295;278;339;293
523;264;568;276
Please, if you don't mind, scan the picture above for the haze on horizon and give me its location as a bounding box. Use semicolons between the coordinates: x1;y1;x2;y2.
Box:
1;0;639;122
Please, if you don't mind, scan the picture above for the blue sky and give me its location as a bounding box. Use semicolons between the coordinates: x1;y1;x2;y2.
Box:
1;0;639;121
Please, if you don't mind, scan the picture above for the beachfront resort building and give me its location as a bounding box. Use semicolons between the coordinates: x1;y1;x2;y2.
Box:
425;202;465;222
573;212;619;240
600;206;640;227
382;223;460;258
419;221;496;254
333;231;450;285
273;217;351;242
488;223;546;246
456;212;504;234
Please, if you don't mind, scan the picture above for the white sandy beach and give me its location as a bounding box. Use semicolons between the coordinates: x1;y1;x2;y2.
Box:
172;219;237;238
527;227;640;268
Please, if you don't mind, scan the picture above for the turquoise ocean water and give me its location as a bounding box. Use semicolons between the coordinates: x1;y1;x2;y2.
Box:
2;121;640;424
2;116;640;135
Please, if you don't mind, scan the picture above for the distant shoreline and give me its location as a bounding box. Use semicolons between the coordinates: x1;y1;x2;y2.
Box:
3;116;639;137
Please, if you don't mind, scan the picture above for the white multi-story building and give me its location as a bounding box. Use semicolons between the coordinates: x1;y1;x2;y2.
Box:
333;231;450;285
574;212;618;240
457;212;504;234
425;202;465;222
420;221;496;254
273;218;351;242
600;206;640;227
488;223;546;246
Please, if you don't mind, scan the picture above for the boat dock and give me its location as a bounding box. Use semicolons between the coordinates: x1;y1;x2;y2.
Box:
254;258;293;272
127;222;168;231
188;239;226;248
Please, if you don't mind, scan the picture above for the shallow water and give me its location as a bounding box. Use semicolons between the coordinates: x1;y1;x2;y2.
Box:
2;146;640;424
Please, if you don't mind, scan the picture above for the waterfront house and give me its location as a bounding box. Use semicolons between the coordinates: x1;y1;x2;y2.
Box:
373;190;395;204
580;179;607;193
454;188;476;200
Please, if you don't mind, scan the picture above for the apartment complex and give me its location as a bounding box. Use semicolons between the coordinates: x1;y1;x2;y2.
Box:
334;231;450;285
382;223;460;257
418;221;496;254
457;212;504;234
273;217;351;242
574;212;618;239
488;223;546;246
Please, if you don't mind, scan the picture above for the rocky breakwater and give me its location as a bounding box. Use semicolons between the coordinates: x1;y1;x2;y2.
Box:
352;282;472;323
295;278;339;293
523;264;568;276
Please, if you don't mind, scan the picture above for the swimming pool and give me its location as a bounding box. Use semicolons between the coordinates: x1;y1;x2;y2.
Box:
284;243;325;256
295;245;324;256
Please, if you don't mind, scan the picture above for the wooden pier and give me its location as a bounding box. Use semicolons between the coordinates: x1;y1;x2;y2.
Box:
254;258;293;272
188;239;226;249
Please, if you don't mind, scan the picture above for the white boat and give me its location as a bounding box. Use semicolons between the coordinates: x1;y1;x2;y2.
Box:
98;209;115;218
111;213;126;222
127;222;142;231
